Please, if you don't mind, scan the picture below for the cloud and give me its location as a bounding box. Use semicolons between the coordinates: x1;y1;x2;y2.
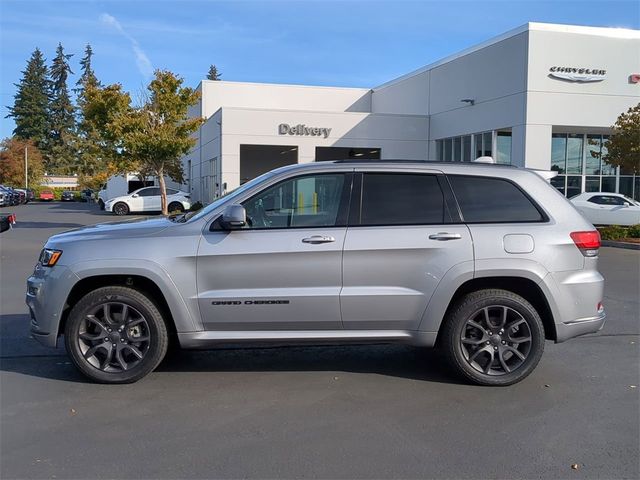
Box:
100;13;153;78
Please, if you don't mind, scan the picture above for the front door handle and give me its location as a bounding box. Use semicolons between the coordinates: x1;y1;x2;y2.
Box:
302;235;336;244
429;232;462;241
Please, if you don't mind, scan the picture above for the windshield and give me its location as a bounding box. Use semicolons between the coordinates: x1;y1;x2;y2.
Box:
182;170;276;223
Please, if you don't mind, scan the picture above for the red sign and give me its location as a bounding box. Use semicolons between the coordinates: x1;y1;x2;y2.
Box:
630;74;640;84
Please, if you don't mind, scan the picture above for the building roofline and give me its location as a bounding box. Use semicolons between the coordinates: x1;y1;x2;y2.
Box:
374;22;640;91
198;79;371;92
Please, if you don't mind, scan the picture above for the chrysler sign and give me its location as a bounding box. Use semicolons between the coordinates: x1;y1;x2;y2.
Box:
279;123;332;138
549;66;606;82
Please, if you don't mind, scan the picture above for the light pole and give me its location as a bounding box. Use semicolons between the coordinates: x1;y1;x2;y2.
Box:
24;146;28;189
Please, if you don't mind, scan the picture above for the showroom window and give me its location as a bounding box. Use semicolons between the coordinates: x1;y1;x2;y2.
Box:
435;130;510;164
550;133;634;199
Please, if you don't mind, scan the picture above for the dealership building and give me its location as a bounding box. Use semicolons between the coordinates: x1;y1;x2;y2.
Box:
182;22;640;203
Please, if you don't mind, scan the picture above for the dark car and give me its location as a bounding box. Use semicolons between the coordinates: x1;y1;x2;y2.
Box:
2;187;20;206
0;213;16;233
80;189;93;202
61;190;75;201
0;187;9;207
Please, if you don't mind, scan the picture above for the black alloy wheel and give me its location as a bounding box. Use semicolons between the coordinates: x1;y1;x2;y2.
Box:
65;286;168;383
442;289;545;386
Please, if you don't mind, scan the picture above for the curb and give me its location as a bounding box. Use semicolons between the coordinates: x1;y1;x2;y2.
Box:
601;240;640;251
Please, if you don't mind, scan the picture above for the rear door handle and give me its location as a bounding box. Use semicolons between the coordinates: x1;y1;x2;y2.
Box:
428;232;462;241
302;235;336;244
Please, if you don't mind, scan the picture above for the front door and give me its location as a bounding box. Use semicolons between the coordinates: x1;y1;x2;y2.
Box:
196;172;352;331
341;171;474;330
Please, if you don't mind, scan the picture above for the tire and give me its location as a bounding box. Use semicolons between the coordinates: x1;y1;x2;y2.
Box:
113;202;129;216
168;202;184;213
441;289;545;386
64;286;169;384
98;199;105;210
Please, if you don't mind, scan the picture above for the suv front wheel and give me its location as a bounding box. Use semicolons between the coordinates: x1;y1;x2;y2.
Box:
64;286;169;383
441;289;545;386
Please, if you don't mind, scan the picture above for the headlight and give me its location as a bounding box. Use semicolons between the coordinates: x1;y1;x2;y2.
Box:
39;248;63;267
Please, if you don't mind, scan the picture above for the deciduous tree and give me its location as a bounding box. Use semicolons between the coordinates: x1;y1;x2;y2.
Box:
0;137;45;188
605;103;640;174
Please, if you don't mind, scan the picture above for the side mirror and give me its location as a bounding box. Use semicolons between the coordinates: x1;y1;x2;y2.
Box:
220;204;246;230
132;194;139;198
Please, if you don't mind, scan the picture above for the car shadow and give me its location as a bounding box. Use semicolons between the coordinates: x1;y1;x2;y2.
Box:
0;329;465;385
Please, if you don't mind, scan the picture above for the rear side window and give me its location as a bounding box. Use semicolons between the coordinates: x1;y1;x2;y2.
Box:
448;175;544;223
358;173;445;226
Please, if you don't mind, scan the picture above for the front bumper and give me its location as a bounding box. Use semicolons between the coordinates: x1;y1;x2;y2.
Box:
26;265;79;348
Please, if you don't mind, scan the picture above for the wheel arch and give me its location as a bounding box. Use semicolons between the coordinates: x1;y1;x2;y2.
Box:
59;275;178;343
433;276;557;346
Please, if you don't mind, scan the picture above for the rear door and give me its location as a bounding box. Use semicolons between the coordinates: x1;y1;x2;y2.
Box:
341;169;473;330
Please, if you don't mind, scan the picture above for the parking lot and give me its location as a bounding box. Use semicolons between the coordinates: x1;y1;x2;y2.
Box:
1;202;638;479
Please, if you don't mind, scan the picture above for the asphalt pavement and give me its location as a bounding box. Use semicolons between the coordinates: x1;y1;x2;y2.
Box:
1;202;638;479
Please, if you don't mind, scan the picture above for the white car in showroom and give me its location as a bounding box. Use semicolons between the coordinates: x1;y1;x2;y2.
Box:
570;192;640;226
105;186;191;216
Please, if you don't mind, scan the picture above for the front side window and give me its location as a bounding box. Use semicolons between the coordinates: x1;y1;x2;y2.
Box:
449;175;544;223
241;174;348;229
357;173;445;226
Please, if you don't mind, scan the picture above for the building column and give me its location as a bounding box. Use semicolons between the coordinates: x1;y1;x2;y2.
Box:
514;124;553;170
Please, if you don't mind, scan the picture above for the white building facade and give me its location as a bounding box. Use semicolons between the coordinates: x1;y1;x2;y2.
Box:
183;22;640;203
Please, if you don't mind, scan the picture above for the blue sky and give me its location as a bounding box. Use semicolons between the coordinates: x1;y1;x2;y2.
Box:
1;0;639;138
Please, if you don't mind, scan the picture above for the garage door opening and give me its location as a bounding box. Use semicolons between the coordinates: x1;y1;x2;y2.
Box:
315;147;381;162
240;144;298;184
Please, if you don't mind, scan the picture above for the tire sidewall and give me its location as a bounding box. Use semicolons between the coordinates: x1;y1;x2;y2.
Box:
64;287;168;384
113;202;129;216
447;291;545;386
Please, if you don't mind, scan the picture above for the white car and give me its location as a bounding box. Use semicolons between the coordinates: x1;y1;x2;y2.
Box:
105;187;191;216
570;192;640;226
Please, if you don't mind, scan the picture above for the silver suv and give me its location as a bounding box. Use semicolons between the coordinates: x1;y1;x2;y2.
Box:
26;161;606;385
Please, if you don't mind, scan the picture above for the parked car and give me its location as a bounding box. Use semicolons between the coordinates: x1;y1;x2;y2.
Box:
61;190;75;202
80;189;94;202
1;212;16;233
27;160;606;385
104;186;191;215
1;186;21;206
25;188;35;203
0;186;9;207
39;190;54;201
570;192;640;226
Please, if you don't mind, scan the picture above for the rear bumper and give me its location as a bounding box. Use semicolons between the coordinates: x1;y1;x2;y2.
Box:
555;312;606;343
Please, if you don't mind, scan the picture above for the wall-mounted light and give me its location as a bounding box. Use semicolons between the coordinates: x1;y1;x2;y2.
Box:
461;98;475;106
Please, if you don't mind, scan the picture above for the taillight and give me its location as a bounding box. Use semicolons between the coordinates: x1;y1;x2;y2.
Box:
570;230;600;257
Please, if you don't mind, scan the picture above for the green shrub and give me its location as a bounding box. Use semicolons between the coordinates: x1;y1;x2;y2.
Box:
598;225;629;240
627;224;640;238
189;201;204;212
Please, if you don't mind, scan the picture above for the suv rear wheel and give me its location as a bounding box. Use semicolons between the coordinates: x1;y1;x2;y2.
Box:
441;289;545;386
64;286;169;383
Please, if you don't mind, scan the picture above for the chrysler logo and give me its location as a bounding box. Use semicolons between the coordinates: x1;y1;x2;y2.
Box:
549;66;606;82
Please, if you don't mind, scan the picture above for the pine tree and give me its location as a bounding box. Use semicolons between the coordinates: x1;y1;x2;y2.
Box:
6;48;50;147
48;43;77;174
76;44;103;176
207;64;221;81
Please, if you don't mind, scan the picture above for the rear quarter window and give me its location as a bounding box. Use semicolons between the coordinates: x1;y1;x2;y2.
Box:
448;175;545;223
